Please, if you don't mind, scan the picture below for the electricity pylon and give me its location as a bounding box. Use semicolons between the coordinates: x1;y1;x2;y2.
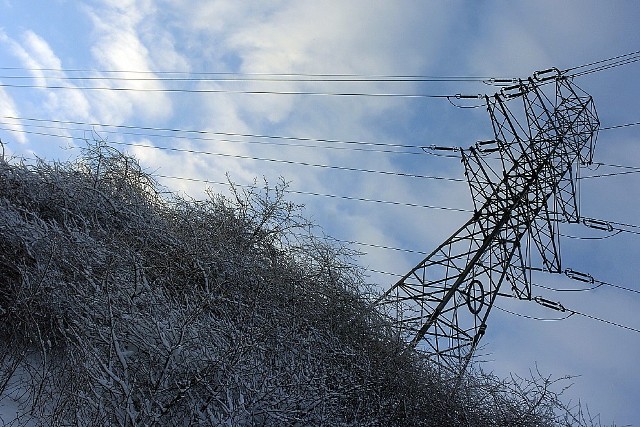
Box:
376;69;599;371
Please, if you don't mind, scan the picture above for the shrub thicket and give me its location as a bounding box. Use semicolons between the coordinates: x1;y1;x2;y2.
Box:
0;143;601;426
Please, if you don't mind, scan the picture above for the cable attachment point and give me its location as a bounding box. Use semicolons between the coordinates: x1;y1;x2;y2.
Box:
423;145;460;152
455;93;483;100
500;82;528;99
534;296;566;312
483;78;518;86
533;67;561;82
582;217;614;232
564;268;595;284
475;139;502;153
448;94;486;109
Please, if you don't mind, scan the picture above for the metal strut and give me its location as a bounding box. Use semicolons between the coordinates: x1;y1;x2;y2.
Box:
376;70;599;372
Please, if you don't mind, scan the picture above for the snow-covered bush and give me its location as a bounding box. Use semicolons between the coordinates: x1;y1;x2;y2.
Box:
0;143;601;426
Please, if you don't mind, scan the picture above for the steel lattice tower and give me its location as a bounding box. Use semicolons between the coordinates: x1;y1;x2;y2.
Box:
376;69;599;371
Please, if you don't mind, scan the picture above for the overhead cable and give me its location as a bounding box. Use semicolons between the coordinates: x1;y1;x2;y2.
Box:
580;161;640;180
579;169;640;179
99;141;467;182
600;120;640;131
563;49;640;77
0;127;465;182
0;122;426;156
528;266;640;296
0;82;454;98
329;239;430;256
493;305;574;322
154;174;469;213
283;190;470;212
2;49;639;94
1;116;431;152
570;309;640;333
496;298;640;334
0;71;498;83
0;66;507;81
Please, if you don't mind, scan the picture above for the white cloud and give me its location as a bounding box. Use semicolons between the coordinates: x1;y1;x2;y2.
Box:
0;87;26;145
159;1;461;126
83;0;185;124
0;29;92;121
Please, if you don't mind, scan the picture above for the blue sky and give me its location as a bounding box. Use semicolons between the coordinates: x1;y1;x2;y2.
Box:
1;1;640;424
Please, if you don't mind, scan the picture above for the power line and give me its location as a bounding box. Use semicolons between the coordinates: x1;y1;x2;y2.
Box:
570;308;640;333
283;189;470;213
4;48;640;85
3;115;639;167
0;82;454;98
563;49;640;77
494;305;574;322
570;56;640;77
153;174;470;213
1;49;638;100
526;266;640;297
495;299;640;334
606;218;640;231
0;149;470;217
580;169;640;179
0;120;427;156
6;114;638;163
13;116;640;160
600;120;640;131
0;66;507;82
592;162;640;170
365;268;404;278
124;144;462;182
6;48;640;84
0;73;495;84
0;127;465;182
534;278;640;296
559;230;622;241
329;239;430;256
563;49;640;72
580;161;640;179
1;116;431;152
